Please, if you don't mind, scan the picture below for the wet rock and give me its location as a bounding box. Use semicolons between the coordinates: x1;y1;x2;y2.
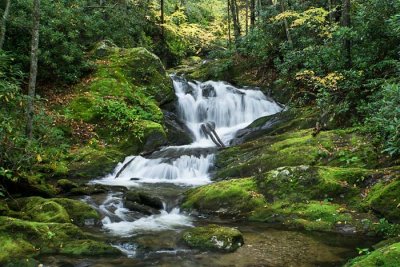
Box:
230;108;317;146
182;224;244;252
124;201;161;215
124;190;164;215
125;191;163;210
201;84;216;97
163;110;193;146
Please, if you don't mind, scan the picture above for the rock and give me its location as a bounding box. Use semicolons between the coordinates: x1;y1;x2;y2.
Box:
124;201;160;215
163;110;193;146
56;179;79;192
230;108;318;146
201;84;216;97
344;242;400;267
69;184;108;196
124;191;163;210
182;224;244;252
0;216;121;264
7;197;100;226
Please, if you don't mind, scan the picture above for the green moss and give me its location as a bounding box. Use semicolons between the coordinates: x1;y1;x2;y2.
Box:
0;216;120;263
22;198;70;223
8;197;99;226
56;179;79;192
67;94;99;122
216;128;378;179
182;224;244;252
182;178;266;216
52;198;100;226
59;240;121;256
67;145;124;179
365;179;400;222
344;242;400;267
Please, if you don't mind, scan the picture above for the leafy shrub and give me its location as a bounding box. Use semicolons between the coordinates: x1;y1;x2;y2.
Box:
363;83;400;156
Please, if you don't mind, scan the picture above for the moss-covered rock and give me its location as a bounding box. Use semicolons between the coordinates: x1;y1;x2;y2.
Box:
216;128;378;180
182;178;265;217
344;242;400;267
56;179;79;192
364;177;400;223
183;166;383;234
60;47;178;178
182;225;244;252
7;197;100;226
67;146;124;179
0;216;121;264
231;108;318;145
0;173;57;198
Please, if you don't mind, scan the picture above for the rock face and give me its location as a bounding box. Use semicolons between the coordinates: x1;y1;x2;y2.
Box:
230;108;317;145
64;46;178;179
182;225;244;252
124;190;163;215
163;110;193;146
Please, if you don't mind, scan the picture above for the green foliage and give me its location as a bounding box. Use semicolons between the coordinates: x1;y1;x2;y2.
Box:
4;0;156;83
363;83;400;156
0;51;67;173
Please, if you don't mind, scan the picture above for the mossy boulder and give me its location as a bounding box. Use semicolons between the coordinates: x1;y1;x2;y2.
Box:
344;242;400;267
0;216;121;264
182;178;265;217
7;197;100;226
182;225;244;252
231;108;318;145
0;173;57;197
364;177;400;223
56;179;79;193
62;47;177;178
216;128;378;180
67;146;125;179
183;166;381;234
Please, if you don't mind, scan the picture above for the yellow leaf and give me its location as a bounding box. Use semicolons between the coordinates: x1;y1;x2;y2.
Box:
36;154;42;163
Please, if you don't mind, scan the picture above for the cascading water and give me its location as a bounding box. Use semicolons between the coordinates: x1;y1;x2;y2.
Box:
89;76;282;252
93;76;281;187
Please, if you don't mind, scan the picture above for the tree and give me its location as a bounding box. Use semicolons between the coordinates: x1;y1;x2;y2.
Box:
250;0;255;28
230;0;241;41
26;0;40;139
342;0;351;68
280;0;292;45
0;0;11;50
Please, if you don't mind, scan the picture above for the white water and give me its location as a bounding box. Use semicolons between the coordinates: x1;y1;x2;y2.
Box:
90;76;282;239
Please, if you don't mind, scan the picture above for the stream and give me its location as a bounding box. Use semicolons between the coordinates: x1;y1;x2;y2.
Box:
40;76;375;266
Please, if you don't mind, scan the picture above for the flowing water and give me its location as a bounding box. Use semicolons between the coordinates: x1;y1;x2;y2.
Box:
40;77;376;266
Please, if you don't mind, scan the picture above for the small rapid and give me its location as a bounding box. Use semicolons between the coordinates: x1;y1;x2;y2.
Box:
89;76;282;251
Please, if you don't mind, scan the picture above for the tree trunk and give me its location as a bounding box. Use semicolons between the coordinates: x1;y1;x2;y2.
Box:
328;0;334;23
227;0;231;44
245;0;249;35
250;0;255;28
0;0;11;50
160;0;164;38
26;0;40;139
280;0;292;45
342;0;351;68
230;0;241;40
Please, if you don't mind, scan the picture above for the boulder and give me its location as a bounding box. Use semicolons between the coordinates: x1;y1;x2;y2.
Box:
124;191;163;210
182;224;244;252
163;110;193;146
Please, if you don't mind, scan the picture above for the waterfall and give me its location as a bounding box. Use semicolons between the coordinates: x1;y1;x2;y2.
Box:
89;76;282;239
92;76;281;187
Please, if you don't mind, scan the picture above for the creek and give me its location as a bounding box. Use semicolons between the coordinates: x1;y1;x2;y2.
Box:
40;76;375;266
